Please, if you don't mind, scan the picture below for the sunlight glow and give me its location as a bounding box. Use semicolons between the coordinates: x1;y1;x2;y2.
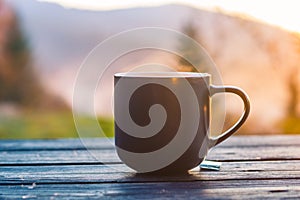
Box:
38;0;300;33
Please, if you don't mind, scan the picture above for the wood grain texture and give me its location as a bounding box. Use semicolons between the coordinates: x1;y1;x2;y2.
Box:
1;180;300;199
1;161;300;185
1;145;299;165
1;135;299;151
0;135;300;199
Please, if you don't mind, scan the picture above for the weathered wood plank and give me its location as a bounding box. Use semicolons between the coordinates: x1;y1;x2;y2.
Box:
0;149;120;165
1;136;299;199
217;135;300;147
208;145;300;161
1;145;299;165
1;135;300;151
1;161;300;184
0;138;114;151
1;180;300;199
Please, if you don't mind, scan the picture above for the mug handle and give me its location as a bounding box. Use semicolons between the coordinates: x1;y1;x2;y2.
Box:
209;85;250;148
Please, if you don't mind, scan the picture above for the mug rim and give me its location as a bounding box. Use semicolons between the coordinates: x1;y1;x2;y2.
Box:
114;71;211;78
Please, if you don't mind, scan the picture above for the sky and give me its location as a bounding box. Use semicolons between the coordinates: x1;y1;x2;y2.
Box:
39;0;300;33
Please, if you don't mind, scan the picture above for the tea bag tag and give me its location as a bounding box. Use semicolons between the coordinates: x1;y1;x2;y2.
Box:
200;160;222;171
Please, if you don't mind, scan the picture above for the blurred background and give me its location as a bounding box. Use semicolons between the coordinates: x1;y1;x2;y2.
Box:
1;0;300;139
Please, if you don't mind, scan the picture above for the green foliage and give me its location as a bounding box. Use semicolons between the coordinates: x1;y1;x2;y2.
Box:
177;22;208;72
278;69;300;134
278;116;300;134
0;15;43;106
0;112;114;139
286;70;299;118
0;14;67;111
279;35;300;134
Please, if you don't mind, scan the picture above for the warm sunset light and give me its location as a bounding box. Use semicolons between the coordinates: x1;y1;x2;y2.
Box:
39;0;300;33
2;1;300;197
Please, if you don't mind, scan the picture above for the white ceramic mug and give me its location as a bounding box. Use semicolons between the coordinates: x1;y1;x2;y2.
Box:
114;72;250;174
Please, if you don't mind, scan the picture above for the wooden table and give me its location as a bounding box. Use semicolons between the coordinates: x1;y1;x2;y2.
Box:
1;135;300;199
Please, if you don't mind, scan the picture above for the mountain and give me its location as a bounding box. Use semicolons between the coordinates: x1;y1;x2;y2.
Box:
7;0;300;133
8;1;191;70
